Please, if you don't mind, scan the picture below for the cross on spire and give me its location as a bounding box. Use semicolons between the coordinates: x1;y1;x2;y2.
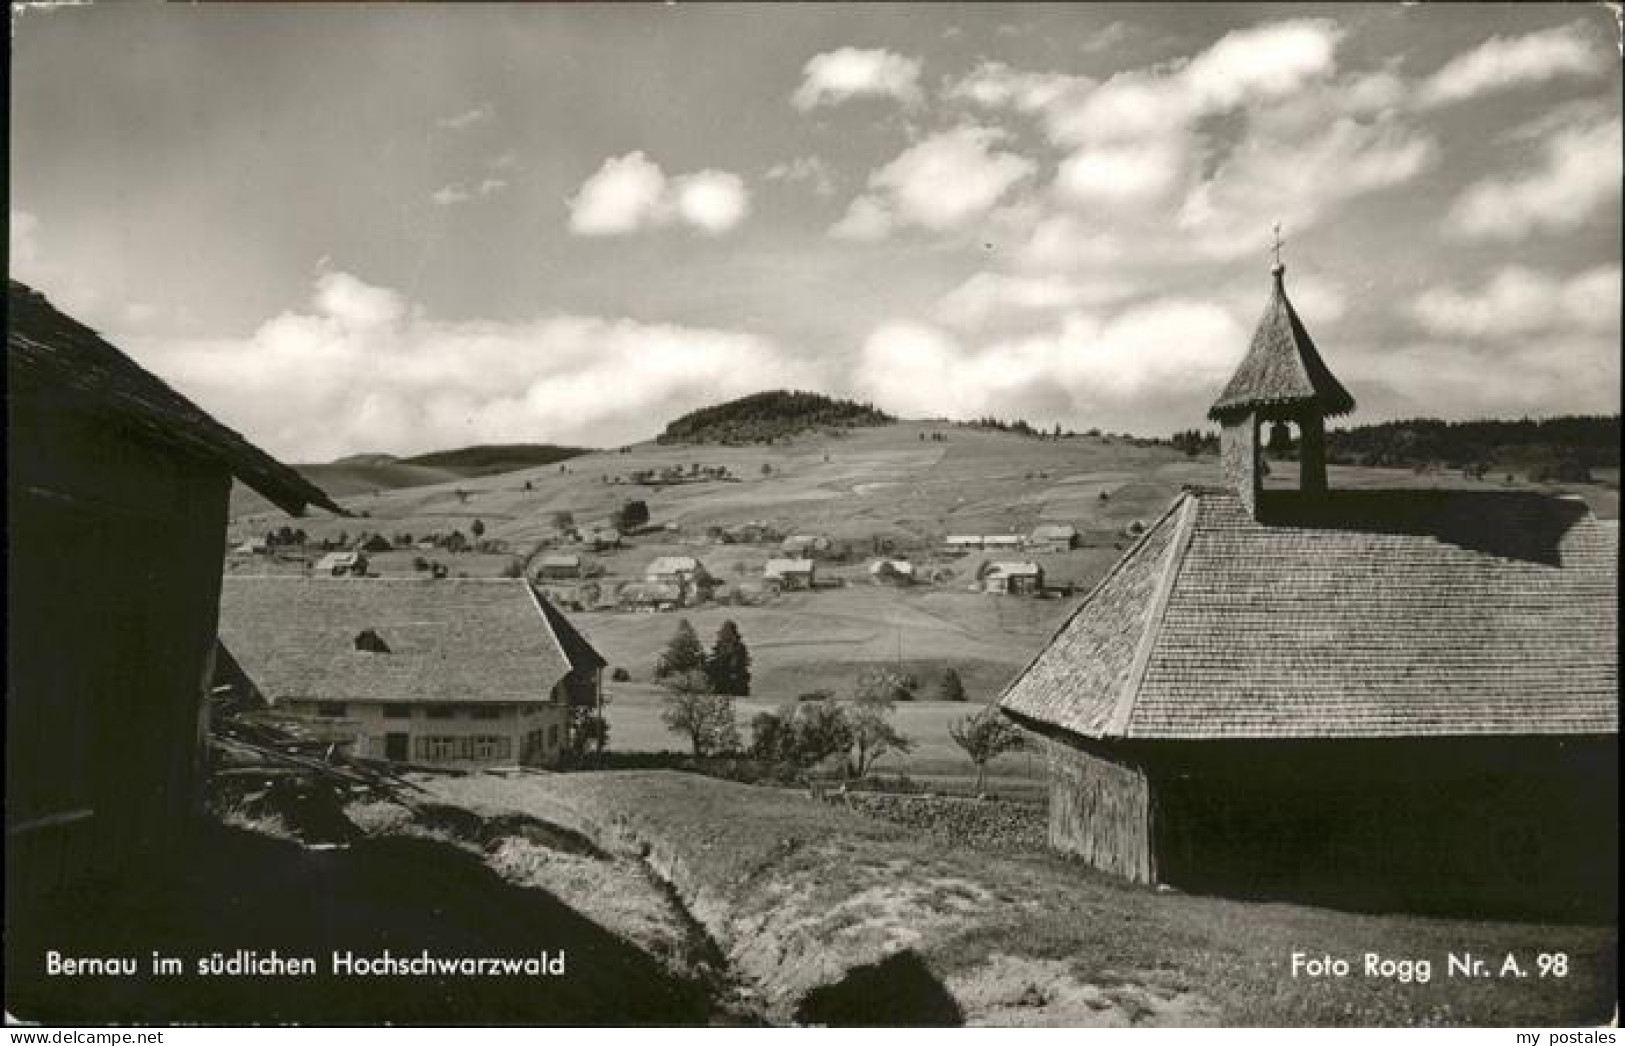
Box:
1270;222;1284;271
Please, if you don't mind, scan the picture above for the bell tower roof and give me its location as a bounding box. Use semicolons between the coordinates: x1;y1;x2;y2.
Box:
1207;262;1355;424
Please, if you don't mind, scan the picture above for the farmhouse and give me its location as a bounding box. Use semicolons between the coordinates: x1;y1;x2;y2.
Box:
943;535;983;552
868;558;916;585
7;280;342;900
982;534;1024;551
617;580;685;612
1028;523;1078;553
577;525;622;551
536;552;582;580
314;551;367;576
216;578;605;768
763;557;816;590
983;561;1043;595
233;538;269;555
780;533;832;557
646;555;709;586
998;260;1619;919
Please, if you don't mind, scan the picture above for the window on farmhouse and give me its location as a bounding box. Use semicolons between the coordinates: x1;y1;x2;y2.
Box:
383;704;412;719
416;736;460;761
472;706;503;720
470;736;511;760
425;706;457;720
315;702;347;719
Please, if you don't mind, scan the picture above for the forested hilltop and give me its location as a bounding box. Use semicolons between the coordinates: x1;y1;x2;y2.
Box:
657;390;894;445
1324;416;1619;479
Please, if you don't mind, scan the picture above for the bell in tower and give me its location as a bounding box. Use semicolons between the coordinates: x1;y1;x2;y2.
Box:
1207;229;1355;517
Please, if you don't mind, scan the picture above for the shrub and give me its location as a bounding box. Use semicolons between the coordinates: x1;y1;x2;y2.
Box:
938;668;968;702
610;666;631;682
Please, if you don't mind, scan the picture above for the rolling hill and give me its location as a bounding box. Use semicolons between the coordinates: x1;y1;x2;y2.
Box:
657;390;893;445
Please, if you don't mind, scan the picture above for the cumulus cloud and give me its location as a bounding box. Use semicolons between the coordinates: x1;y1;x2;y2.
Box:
672;170;751;235
567;152;750;236
1446;113;1622;241
832;126;1034;239
792;48;922;111
1043;19;1342;146
943;61;1090;113
854;299;1247;429
1412;264;1621;338
1418;24;1609;108
935;271;1137;330
828;196;895;242
764;155;838;196
431;178;508;207
1178;115;1438;258
127;270;817;461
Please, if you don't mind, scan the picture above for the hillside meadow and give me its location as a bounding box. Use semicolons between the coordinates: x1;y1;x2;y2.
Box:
227;421;1618;787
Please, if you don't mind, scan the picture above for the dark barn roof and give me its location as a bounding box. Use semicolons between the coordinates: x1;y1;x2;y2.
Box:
1000;488;1618;740
1208;267;1355;423
218;578;604;705
7;280;342;517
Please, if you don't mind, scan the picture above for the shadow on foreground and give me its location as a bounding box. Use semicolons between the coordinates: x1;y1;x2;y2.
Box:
6;822;712;1025
793;951;963;1027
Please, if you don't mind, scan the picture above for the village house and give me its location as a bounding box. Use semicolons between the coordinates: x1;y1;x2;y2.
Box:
645;555;709;588
981;534;1024;552
983;561;1044;595
1028;523;1079;553
6;280;342;900
780;533;832;558
763;557;816;590
216;578;605;768
868;558;917;585
536;552;583;581
577;524;622;551
943;535;983;553
314;551;368;576
233;537;269;555
616;580;685;613
997;259;1618;920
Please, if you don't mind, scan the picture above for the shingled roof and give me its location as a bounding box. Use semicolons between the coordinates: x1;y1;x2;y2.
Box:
1000;488;1618;739
7;280;342;517
218;578;603;705
1207;266;1355;423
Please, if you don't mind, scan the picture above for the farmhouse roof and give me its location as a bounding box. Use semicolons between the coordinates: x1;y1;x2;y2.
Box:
7;280;343;517
619;580;685;604
946;535;983;545
999;488;1618;740
646;556;702;575
764;558;815;577
314;552;361;571
1031;523;1078;541
987;561;1042;578
217;578;603;705
539;553;582;568
1207;265;1355;423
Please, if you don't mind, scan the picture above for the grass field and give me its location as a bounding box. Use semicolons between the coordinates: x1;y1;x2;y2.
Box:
426;771;1617;1027
228;422;1619;779
601;681;1046;791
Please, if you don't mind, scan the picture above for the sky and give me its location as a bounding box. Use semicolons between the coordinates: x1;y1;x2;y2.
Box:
10;2;1622;461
